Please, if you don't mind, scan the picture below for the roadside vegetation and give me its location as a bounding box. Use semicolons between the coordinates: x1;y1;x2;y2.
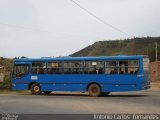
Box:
0;57;12;90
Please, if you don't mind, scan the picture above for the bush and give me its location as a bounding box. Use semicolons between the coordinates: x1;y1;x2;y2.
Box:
0;75;11;90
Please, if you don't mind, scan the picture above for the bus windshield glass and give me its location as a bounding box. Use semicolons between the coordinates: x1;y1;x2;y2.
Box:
14;64;29;78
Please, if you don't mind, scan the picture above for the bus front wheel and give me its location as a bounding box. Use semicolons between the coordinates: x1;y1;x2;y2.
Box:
88;84;101;97
30;83;41;95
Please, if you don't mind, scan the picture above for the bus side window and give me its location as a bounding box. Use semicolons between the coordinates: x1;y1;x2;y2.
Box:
64;61;83;74
38;68;45;74
98;68;104;74
119;61;127;74
47;62;63;74
105;61;116;74
119;60;139;74
31;62;46;74
84;61;104;74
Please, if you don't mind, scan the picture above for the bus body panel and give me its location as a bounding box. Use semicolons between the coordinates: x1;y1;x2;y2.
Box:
12;74;144;92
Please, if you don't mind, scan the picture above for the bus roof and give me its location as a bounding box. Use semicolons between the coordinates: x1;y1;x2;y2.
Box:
14;55;148;62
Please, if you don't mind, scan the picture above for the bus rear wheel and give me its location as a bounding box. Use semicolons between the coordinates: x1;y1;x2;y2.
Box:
43;91;52;95
88;84;101;97
30;83;41;95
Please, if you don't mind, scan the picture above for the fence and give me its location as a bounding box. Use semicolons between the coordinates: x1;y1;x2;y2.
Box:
150;61;160;82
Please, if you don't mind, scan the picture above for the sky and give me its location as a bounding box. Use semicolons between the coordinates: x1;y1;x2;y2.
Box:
0;0;160;58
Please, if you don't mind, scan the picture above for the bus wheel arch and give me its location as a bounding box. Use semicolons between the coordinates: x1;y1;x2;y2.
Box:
87;82;101;97
28;82;41;95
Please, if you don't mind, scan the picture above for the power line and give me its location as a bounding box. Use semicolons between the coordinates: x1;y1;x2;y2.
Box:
0;22;93;39
70;0;133;37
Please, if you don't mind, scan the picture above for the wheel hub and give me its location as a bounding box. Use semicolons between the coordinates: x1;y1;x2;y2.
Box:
34;86;40;92
92;87;97;93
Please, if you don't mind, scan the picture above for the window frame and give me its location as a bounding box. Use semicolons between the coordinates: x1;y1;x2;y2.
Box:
104;60;139;75
47;61;63;74
63;61;84;74
104;61;117;74
31;62;46;74
28;59;139;75
118;60;139;75
84;61;105;74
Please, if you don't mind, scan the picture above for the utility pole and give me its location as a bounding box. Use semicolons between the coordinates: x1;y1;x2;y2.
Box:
155;41;158;81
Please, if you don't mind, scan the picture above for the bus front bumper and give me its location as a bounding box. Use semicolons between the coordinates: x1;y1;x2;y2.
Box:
12;83;28;90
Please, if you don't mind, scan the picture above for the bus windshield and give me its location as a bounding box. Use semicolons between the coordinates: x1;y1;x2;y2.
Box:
14;64;29;78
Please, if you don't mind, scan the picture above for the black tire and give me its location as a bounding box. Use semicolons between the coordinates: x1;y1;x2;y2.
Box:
30;83;41;95
88;84;101;97
101;92;110;96
43;91;52;95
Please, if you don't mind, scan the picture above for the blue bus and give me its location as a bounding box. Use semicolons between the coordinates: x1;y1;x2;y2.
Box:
11;55;150;97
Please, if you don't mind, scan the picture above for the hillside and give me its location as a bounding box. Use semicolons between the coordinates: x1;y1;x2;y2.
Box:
71;37;160;62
